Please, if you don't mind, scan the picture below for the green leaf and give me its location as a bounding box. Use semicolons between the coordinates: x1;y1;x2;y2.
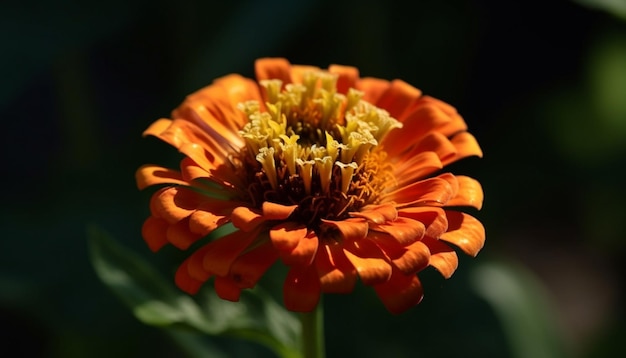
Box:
87;226;301;358
87;226;212;331
197;288;301;358
470;260;569;358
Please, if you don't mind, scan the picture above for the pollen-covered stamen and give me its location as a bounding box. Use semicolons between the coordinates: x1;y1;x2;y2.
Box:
236;70;402;226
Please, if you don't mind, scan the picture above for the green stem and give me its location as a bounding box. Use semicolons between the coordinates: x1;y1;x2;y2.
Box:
300;301;325;358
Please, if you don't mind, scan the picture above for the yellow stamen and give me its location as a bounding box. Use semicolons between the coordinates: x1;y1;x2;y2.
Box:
336;161;358;193
260;79;282;103
325;132;340;162
297;159;315;195
315;156;333;194
256;147;278;190
237;69;402;223
279;134;300;175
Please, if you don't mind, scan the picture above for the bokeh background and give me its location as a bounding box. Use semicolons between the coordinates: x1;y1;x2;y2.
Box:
1;0;625;357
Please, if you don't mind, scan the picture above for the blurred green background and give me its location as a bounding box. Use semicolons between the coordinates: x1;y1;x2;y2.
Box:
1;0;625;357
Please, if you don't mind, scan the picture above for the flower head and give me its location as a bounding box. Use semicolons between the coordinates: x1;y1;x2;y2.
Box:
136;58;485;314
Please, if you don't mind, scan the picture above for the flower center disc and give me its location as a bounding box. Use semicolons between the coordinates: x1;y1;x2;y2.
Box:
235;71;401;227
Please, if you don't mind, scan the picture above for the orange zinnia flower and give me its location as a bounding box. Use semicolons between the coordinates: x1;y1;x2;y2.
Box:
136;58;485;314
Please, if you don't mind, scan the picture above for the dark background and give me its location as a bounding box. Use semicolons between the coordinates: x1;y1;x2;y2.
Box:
1;0;625;357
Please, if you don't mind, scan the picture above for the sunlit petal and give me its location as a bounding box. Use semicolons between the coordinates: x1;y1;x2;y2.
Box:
446;175;484;210
280;230;319;266
383;177;454;207
231;206;265;232
397;207;448;239
262;202;298;220
370;217;426;245
343;238;392;285
349;204;397;224
423;236;458;279
255;57;292;86
375;79;422;119
320;218;369;241
440;211;485;257
270;221;308;252
315;243;357;293
136;165;187;190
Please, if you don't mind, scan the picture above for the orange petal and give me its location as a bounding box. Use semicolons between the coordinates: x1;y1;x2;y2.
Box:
262;202;298;220
175;77;250;146
414;132;458;163
202;228;260;276
372;230;430;274
283;266;321;312
175;246;213;295
255;58;292;86
437;173;459;198
152;186;199;224
270;222;308;252
356;77;389;104
442;132;484;167
142;118;172;137
231;206;265;232
144;119;230;171
320;218;368;241
188;206;230;236
422;236;458;279
314;243;357;293
179;157;242;190
439;211;485;257
383;177;454;207
228;240;279;289
374;268;424;314
392;151;443;186
343;239;392;286
408;95;467;137
370;217;425;245
446;176;484;210
166;218;202;250
384;100;453;145
374;79;422;120
179;157;210;181
390;240;430;275
184;244;213;282
397;207;448;239
175;263;205;295
214;276;242;301
136;165;187;190
177;142;236;186
185;74;261;134
349;204;397;224
141;216;169;252
280;230;319;266
328;64;360;94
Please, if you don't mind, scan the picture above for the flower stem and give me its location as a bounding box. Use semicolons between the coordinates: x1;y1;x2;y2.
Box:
300;301;325;358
